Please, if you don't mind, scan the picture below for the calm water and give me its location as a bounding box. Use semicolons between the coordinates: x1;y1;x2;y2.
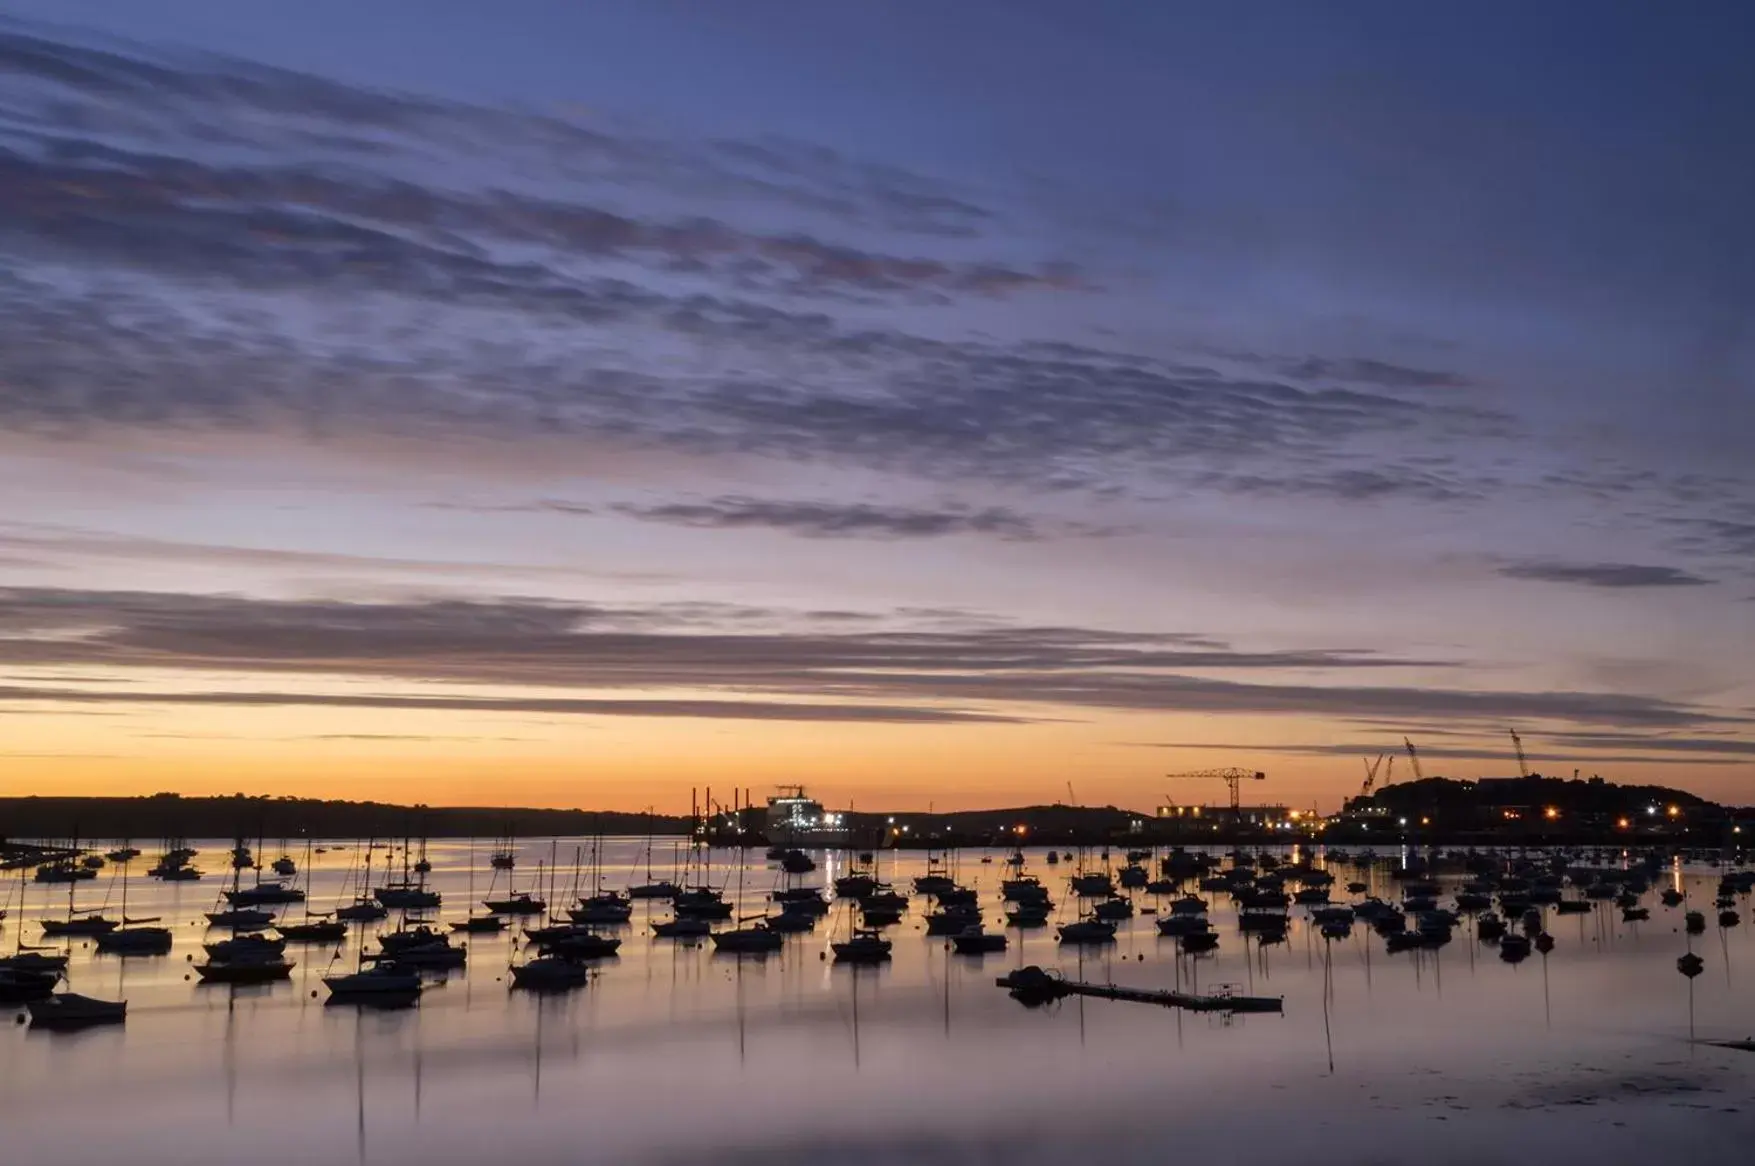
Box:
3;839;1752;1165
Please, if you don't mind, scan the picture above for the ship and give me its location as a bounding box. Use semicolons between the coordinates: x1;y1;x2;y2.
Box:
765;786;850;847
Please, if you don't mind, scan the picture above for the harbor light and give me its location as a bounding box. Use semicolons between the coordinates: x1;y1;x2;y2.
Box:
1667;805;1681;819
1419;817;1430;826
1617;817;1630;829
1544;807;1559;821
1398;817;1408;827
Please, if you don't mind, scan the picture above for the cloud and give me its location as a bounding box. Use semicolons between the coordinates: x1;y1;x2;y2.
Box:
0;685;1027;725
1200;466;1486;505
1130;739;1751;766
0;520;674;582
1281;357;1472;391
1496;560;1714;589
611;497;1087;541
0;18;1510;505
0;586;1738;732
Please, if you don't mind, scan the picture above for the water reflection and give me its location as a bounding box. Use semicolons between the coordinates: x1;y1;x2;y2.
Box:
2;839;1754;1163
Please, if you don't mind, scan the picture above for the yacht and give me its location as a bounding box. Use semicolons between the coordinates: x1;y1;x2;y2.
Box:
709;923;784;954
0;966;60;1002
323;961;422;998
40;914;119;937
779;849;817;875
374;883;441;910
337;898;389;922
652;917;712;939
834;873;877;899
224;881;305;906
276;918;348;943
271;856;297;877
628;880;681;900
524;924;622;959
924;904;983;935
674;887;734;920
764;910;816;934
94;925;172;955
34;863;95;884
831;928;893;964
482;892;546;916
569;898;633;925
204;933;286;961
950;925;1008;955
1092;897;1134;921
196;951;295;983
206;907;276;929
27;992;126;1028
509;955;590;991
1055;919;1117;945
1070;872;1116;898
451;914;507;934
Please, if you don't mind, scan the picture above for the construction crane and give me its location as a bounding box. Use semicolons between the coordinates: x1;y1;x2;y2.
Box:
1403;737;1424;781
1359;754;1386;798
1509;729;1530;778
1165;768;1266;813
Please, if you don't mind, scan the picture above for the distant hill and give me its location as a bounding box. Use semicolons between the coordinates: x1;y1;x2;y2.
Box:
0;793;691;843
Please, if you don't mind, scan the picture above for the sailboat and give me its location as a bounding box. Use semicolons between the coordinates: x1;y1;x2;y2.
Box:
571;837;631;923
452;837;507;933
276;837;347;943
375;827;441;909
709;851;783;953
336;839;389;922
3;864;67;999
93;852;172;954
628;814;681;899
39;837;119;937
206;835;279;928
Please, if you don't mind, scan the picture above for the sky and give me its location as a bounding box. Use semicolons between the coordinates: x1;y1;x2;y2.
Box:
0;1;1752;813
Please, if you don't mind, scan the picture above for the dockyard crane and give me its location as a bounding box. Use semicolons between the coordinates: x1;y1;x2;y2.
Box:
1165;768;1266;813
1360;754;1386;798
1509;729;1530;778
1403;737;1425;781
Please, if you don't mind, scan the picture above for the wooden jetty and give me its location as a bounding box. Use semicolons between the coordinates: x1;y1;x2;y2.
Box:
996;965;1282;1013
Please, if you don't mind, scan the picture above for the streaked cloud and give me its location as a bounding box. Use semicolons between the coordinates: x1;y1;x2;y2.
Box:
1496;560;1714;589
0;586;1738;732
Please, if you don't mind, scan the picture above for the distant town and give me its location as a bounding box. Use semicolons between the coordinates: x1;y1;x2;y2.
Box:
3;771;1751;854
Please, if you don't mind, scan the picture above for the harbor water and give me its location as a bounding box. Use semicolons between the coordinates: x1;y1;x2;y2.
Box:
3;840;1753;1164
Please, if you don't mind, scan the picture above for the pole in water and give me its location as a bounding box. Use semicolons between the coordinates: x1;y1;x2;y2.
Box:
1321;938;1335;1074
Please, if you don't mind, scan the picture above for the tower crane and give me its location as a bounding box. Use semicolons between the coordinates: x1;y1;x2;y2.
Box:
1165;768;1266;813
1509;730;1530;778
1403;737;1425;781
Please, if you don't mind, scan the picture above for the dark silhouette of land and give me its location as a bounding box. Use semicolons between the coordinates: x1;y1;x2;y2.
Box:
0;776;1745;852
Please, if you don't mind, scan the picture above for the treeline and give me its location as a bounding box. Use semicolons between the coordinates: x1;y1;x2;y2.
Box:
0;794;692;843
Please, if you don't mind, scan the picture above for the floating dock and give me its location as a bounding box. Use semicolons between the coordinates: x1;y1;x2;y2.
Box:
996;966;1282;1013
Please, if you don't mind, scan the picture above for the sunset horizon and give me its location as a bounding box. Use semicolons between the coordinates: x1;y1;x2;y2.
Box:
2;3;1751;816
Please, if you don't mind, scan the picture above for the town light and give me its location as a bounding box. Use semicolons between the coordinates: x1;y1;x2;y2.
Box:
1617;818;1630;829
1667;805;1681;819
1544;807;1560;821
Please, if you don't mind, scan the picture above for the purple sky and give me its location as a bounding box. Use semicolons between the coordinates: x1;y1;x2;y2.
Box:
0;2;1751;809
